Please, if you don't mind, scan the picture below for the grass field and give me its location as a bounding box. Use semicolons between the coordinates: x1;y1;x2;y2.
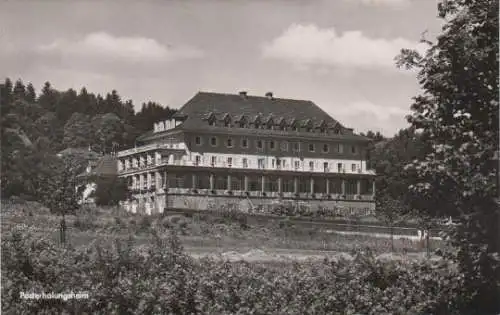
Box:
1;201;446;260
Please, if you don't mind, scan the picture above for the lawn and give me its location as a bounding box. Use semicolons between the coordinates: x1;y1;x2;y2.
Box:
1;200;445;257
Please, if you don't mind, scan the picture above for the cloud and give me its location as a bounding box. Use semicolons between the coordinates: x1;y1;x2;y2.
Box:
262;24;426;71
332;100;410;136
38;32;203;62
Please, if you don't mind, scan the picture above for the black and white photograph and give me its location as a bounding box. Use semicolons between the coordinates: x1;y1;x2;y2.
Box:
0;0;498;314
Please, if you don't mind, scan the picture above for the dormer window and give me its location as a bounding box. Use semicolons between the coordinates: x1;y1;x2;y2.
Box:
238;115;247;128
253;115;262;129
223;114;231;127
304;119;313;132
206;112;217;127
266;117;274;130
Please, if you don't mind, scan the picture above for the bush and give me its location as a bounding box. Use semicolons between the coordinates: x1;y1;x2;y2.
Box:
1;230;476;315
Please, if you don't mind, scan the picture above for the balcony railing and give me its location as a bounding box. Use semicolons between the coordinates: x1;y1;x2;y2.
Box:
119;158;375;176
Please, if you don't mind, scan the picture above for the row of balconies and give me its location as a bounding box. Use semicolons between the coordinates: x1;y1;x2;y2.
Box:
120;158;374;175
128;187;374;201
117;142;186;157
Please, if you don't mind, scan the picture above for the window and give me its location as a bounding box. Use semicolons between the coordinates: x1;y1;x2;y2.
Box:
337;163;343;172
322;144;329;153
195;155;201;165
271;159;275;168
256;140;263;149
337;143;344;153
323;162;329;171
280;141;288;151
258;158;265;169
294;161;300;169
269;140;276;150
293;142;300;152
351;145;357;154
309;144;315;152
226;138;233;148
210;137;218;146
276;159;281;168
227;157;233;167
195;136;202;145
351;164;356;172
309;161;314;171
241;138;248;148
242;158;248;168
281;159;287;169
211;156;216;166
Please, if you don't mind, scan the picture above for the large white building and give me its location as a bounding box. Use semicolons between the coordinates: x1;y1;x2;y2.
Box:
117;91;376;215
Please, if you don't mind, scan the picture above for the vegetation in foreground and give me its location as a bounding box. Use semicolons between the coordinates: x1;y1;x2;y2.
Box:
2;201;443;255
1;230;472;315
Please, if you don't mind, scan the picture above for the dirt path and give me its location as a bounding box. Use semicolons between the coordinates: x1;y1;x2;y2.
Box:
185;246;440;262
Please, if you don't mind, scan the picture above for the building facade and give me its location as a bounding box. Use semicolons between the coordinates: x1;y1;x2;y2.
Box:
117;91;376;215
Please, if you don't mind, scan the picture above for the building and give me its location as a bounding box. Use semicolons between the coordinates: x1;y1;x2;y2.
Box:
75;153;118;205
117;91;376;215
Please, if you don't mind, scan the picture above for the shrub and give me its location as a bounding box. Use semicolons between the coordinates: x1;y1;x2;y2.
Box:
1;230;475;315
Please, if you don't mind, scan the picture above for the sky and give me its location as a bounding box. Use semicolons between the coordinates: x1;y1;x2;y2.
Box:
0;0;443;136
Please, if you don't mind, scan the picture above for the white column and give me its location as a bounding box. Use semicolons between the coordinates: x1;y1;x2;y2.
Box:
244;175;249;191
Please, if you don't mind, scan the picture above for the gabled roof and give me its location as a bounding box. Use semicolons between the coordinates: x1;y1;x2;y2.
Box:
175;92;344;130
76;155;117;179
138;92;370;142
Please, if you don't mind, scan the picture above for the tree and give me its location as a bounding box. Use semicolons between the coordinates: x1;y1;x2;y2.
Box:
397;0;499;311
91;113;125;154
25;83;36;103
93;175;130;206
41;154;83;245
63;113;93;148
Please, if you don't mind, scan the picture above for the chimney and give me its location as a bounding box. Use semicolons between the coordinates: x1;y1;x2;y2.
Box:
239;91;248;98
265;92;273;99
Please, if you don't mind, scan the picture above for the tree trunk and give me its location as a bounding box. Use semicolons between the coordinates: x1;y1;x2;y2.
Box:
425;230;430;258
59;214;66;245
390;223;394;252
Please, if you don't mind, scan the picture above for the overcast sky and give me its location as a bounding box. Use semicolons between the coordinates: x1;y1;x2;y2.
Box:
0;0;442;136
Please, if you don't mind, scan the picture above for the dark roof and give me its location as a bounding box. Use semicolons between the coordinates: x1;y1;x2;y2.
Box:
76;155;117;179
138;92;370;142
174;92;344;129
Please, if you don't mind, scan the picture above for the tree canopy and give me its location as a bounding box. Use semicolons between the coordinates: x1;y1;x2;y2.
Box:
397;0;499;311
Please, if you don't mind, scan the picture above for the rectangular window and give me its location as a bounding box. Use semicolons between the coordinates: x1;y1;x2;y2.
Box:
195;136;202;145
195;155;201;165
227;157;233;167
309;144;315;152
351;145;357;154
337;163;343;172
294;161;300;169
271;159;275;168
211;156;216;166
323;144;329;153
280;141;288;151
241;138;248;148
269;140;276;150
242;158;248;168
351;164;356;172
323;162;329;172
293;142;300;152
258;158;265;169
338;143;344;153
210;137;217;146
309;161;314;171
256;140;263;149
226;138;233;148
